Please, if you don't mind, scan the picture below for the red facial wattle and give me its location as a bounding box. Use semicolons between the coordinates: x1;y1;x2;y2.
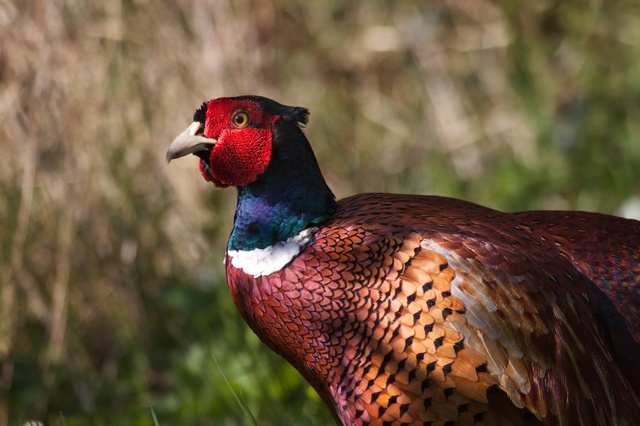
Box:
206;126;272;187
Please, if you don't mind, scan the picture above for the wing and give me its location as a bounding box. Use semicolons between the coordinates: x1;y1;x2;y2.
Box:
516;210;640;401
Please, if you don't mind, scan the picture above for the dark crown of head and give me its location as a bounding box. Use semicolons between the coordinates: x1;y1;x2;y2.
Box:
193;96;310;126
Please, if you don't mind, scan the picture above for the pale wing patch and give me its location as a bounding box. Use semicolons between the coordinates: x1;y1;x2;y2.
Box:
420;239;535;408
228;229;312;277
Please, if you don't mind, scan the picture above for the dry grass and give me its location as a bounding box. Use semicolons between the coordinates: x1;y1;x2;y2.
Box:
1;0;639;424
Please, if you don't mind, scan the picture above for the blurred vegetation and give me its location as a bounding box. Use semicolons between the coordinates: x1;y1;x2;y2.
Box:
1;0;639;425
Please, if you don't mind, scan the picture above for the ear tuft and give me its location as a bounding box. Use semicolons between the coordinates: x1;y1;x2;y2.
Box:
281;106;310;126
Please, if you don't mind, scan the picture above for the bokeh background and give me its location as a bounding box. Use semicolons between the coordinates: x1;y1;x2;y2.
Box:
2;0;640;425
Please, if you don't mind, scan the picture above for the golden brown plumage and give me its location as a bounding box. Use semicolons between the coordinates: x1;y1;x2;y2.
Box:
167;96;640;425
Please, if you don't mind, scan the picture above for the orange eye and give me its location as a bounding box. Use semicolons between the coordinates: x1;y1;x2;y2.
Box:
232;111;249;128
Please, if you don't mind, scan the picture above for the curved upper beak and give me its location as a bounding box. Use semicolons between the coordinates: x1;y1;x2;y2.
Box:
166;121;217;164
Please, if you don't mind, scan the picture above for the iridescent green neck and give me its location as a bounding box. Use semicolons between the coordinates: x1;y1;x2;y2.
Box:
228;124;336;251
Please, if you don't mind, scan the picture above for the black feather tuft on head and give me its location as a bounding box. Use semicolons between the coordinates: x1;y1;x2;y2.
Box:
281;106;310;126
193;100;209;123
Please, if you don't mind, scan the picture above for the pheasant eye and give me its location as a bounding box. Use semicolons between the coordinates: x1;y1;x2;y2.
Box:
232;111;250;128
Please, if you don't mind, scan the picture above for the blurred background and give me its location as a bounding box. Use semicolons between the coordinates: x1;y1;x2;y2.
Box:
2;0;640;425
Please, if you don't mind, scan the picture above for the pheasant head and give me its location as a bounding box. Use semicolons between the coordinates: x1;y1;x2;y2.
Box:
166;96;337;252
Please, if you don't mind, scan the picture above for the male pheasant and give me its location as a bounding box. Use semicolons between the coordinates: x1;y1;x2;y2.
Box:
166;96;640;425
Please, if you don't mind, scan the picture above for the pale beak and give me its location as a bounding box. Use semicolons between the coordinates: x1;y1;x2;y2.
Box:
166;121;217;164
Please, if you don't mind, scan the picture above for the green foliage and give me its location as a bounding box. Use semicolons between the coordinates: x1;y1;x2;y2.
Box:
1;0;639;425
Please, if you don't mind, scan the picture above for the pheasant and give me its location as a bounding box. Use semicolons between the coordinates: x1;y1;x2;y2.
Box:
166;95;640;425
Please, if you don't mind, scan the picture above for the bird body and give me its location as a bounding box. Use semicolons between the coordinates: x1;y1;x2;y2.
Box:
167;96;640;424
